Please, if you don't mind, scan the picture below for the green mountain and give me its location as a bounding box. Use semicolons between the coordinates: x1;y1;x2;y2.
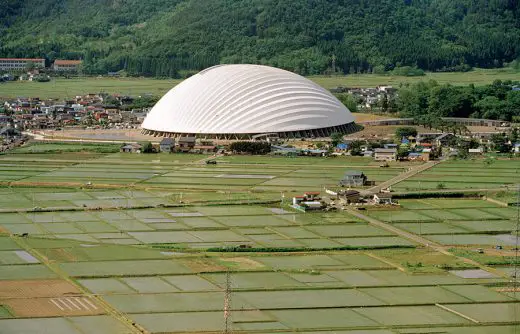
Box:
1;0;519;77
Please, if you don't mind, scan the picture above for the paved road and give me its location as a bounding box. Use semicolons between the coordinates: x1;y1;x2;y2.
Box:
362;160;440;195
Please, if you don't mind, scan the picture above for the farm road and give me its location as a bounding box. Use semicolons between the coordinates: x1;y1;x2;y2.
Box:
345;207;514;280
362;160;439;195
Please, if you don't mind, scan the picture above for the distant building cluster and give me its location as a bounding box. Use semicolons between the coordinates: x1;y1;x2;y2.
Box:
330;85;398;110
1;93;150;131
0;58;81;72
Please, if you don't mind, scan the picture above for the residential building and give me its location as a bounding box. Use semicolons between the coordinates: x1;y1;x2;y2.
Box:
0;58;45;71
120;143;142;153
339;171;367;187
339;189;361;204
159;138;175;153
193;145;216;154
468;147;484;155
53;60;82;71
292;192;324;211
362;150;374;158
178;137;196;152
373;193;393;205
374;148;397;161
434;133;457;147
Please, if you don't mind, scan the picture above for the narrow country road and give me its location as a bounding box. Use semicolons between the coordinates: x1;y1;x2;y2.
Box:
345;207;513;280
362;160;440;195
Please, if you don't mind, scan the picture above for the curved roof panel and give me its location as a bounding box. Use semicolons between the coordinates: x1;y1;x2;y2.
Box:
141;64;354;134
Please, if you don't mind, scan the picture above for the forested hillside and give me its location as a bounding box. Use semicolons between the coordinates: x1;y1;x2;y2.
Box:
1;0;519;77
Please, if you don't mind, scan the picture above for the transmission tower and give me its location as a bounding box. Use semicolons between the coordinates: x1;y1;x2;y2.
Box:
223;271;232;334
514;185;519;334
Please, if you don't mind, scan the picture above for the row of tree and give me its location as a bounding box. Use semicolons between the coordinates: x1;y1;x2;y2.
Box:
229;141;271;155
396;80;520;121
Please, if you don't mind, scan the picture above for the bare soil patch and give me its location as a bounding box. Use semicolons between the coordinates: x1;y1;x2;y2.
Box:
3;296;103;317
353;113;394;123
0;279;79;298
219;257;265;270
179;258;227;272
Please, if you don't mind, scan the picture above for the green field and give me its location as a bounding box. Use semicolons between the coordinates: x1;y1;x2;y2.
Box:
1;148;520;333
394;159;520;191
0;68;518;99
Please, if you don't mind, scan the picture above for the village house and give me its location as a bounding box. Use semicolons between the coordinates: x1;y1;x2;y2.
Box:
159;138;175;153
339;170;367;187
374;148;397;161
434;133;457;147
292;192;324;211
178;137;196;152
120;143;142;153
193;145;217;154
468;147;484;155
373;193;393;205
339;189;361;204
362;150;374;158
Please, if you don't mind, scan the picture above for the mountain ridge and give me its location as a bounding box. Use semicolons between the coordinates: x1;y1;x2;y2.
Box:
1;0;519;77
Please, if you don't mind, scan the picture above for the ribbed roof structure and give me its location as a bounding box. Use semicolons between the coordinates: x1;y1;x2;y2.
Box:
141;64;355;138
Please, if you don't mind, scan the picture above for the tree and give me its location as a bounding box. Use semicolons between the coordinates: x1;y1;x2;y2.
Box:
489;133;511;153
25;61;35;71
336;93;358;112
229;141;271;155
397;147;409;160
141;141;154;153
395;127;418;139
330;132;344;147
349;140;363;156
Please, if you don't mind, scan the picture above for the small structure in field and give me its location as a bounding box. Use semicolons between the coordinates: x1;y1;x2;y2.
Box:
292;192;324;211
120;143;142;153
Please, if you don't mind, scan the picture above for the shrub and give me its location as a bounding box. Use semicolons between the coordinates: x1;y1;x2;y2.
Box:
229;141;271;155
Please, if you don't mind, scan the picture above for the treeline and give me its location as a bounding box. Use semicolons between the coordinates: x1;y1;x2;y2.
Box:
230;141;271;155
1;0;519;77
397;80;520;122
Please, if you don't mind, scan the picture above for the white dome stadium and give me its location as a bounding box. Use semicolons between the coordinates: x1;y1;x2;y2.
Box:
141;64;356;139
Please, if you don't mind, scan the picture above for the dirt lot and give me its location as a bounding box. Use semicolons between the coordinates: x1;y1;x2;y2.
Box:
353;113;394;123
2;296;103;317
0;279;79;298
0;279;103;317
218;257;266;270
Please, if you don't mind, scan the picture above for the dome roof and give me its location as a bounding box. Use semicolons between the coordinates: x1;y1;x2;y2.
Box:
141;64;354;135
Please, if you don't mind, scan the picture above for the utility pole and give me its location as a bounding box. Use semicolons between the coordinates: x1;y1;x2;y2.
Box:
223;271;232;334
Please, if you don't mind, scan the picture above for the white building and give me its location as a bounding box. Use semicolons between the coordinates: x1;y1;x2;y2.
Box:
0;58;45;71
53;60;82;71
374;148;397;161
141;64;356;139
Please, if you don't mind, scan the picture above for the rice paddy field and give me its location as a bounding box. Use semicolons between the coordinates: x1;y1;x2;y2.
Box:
0;146;519;333
393;159;520;191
